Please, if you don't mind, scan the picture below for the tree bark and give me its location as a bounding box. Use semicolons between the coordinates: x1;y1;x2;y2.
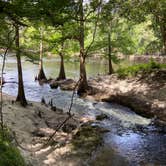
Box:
37;28;47;80
15;24;27;107
161;25;166;55
77;0;89;95
164;37;166;55
108;32;113;75
57;43;66;80
156;14;166;55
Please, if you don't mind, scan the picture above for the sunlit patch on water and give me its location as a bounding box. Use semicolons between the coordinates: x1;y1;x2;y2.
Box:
103;132;166;165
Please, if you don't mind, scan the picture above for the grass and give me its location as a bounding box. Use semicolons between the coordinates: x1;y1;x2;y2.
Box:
117;60;166;78
0;128;25;166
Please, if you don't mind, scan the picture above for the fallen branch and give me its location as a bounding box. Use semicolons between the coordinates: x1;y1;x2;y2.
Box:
68;77;82;115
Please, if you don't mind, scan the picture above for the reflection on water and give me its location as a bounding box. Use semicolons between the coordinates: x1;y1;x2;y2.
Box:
1;56;166;165
103;132;166;165
1;56;107;100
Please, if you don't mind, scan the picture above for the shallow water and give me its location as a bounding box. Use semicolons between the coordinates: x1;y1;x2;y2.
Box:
1;56;166;166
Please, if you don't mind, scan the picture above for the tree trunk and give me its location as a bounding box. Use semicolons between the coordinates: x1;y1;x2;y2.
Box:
157;15;166;55
37;28;47;80
162;26;166;55
15;24;27;107
77;0;89;95
163;13;166;55
164;38;166;55
108;32;113;75
57;52;66;80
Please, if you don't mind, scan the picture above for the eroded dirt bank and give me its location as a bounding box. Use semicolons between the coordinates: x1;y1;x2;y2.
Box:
87;69;166;126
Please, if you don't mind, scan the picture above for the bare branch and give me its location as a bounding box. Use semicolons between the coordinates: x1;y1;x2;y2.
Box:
84;3;101;57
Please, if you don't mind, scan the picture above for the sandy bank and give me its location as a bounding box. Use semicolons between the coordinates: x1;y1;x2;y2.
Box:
1;93;103;166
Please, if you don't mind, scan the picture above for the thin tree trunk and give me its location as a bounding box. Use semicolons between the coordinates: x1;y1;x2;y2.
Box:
162;27;166;55
15;24;27;107
57;42;66;80
37;28;47;80
164;38;166;55
0;47;8;135
156;15;166;55
77;0;89;95
108;32;113;75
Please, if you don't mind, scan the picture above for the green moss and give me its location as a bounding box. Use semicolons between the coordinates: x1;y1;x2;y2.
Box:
117;60;166;78
0;128;25;166
71;124;102;156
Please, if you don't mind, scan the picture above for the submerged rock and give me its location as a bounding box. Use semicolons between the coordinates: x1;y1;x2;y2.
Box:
96;113;109;121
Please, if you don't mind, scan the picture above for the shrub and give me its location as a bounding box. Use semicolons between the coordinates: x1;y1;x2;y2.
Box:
117;61;166;78
0;128;25;166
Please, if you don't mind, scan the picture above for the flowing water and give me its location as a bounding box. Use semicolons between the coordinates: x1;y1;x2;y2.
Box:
1;56;166;166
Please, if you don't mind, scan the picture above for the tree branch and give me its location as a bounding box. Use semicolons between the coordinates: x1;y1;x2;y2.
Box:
84;3;101;57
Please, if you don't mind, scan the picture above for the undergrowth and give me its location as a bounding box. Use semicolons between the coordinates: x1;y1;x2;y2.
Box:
0;127;25;166
117;60;166;78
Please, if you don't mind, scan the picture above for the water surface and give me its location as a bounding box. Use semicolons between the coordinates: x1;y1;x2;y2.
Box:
1;56;166;166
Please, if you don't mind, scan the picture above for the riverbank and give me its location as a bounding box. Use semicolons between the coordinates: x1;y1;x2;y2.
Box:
87;69;166;126
2;93;105;166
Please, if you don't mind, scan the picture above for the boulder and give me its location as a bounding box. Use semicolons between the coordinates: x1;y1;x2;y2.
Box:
49;79;76;90
96;113;109;121
60;79;76;91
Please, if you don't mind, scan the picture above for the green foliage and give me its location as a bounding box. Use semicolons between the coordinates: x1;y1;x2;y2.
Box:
0;128;25;166
0;0;164;62
131;19;157;54
146;40;162;54
117;60;166;78
0;18;14;49
121;0;166;54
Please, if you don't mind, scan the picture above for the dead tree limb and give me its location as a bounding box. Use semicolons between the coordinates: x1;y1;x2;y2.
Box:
68;77;82;115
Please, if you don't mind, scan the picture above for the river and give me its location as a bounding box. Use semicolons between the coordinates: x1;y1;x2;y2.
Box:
1;56;166;166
